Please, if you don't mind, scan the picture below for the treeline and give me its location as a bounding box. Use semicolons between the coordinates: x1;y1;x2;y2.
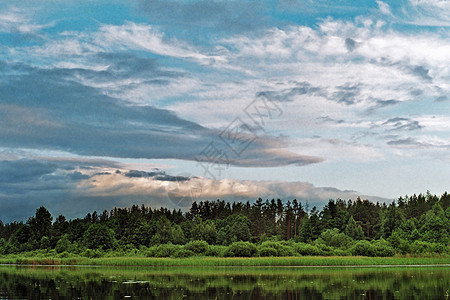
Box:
0;192;449;257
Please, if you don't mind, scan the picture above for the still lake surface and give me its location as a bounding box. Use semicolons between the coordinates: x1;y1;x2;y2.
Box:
0;264;448;299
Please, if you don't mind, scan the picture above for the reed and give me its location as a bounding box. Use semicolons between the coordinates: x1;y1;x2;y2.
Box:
0;255;448;267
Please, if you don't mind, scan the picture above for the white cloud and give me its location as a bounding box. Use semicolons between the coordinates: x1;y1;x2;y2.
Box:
4;10;450;168
0;7;52;34
289;138;383;163
377;1;393;16
417;115;450;131
31;38;102;57
97;22;227;65
77;167;387;206
391;0;450;26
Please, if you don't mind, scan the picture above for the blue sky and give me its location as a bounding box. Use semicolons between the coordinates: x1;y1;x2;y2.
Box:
1;0;449;221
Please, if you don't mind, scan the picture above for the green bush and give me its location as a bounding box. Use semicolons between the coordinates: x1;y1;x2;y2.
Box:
115;244;138;256
316;228;353;249
293;243;322;256
58;251;70;258
184;240;209;254
83;248;103;258
83;224;115;250
372;239;395;257
258;247;278;257
410;240;432;255
147;243;181;257
331;248;350;256
388;231;410;254
55;234;72;253
205;245;227;257
352;240;375;256
315;243;334;256
172;249;195;258
259;241;296;256
430;243;448;254
351;240;395;257
224;241;257;257
408;241;448;255
40;236;50;249
0;241;17;255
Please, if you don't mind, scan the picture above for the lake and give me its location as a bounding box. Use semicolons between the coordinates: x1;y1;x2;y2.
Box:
0;265;448;299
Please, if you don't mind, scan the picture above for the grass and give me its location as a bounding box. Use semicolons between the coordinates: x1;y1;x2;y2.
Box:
0;255;448;267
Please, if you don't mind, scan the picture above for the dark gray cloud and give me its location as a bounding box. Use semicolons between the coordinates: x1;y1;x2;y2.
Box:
387;137;421;147
125;170;190;182
67;171;90;180
0;158;117;196
256;82;324;102
0;61;321;168
316;116;345;124
0;62;210;160
345;37;357;52
382;117;423;131
124;170;162;178
387;137;449;148
410;89;424;97
0;159;151;221
0;159;57;184
373;99;399;108
0;159;94;221
154;174;190;182
331;83;361;105
365;98;400;114
370;57;435;86
0;158;388;223
435;95;448;102
411;65;432;81
91;52;182;83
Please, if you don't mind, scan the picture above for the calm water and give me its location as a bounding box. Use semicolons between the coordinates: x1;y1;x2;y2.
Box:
0;265;448;299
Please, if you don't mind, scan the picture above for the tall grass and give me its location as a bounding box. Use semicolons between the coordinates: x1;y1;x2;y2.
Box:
0;255;448;267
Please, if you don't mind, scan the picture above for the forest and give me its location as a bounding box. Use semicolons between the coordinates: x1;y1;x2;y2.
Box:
0;191;449;258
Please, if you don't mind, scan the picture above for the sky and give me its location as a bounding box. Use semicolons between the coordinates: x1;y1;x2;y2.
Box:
0;0;449;222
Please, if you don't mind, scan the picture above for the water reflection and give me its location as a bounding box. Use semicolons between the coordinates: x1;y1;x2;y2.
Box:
0;265;448;299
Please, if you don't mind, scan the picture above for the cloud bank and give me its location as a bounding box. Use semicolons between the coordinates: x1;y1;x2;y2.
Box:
0;159;389;222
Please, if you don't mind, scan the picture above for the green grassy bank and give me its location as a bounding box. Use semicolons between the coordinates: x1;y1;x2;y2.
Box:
0;255;448;267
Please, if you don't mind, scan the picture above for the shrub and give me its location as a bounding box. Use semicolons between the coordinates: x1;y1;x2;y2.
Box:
40;236;50;249
351;240;395;257
258;247;278;257
259;241;296;256
147;243;181;257
0;241;18;255
116;244;138;256
352;240;375;257
372;239;395;257
410;240;432;255
58;251;70;258
315;243;335;256
388;231;410;254
317;228;353;249
83;224;115;250
294;243;322;256
172;249;195;258
205;245;227;257
430;243;447;254
55;234;72;253
331;248;350;256
184;240;209;254
224;241;257;257
83;248;103;258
